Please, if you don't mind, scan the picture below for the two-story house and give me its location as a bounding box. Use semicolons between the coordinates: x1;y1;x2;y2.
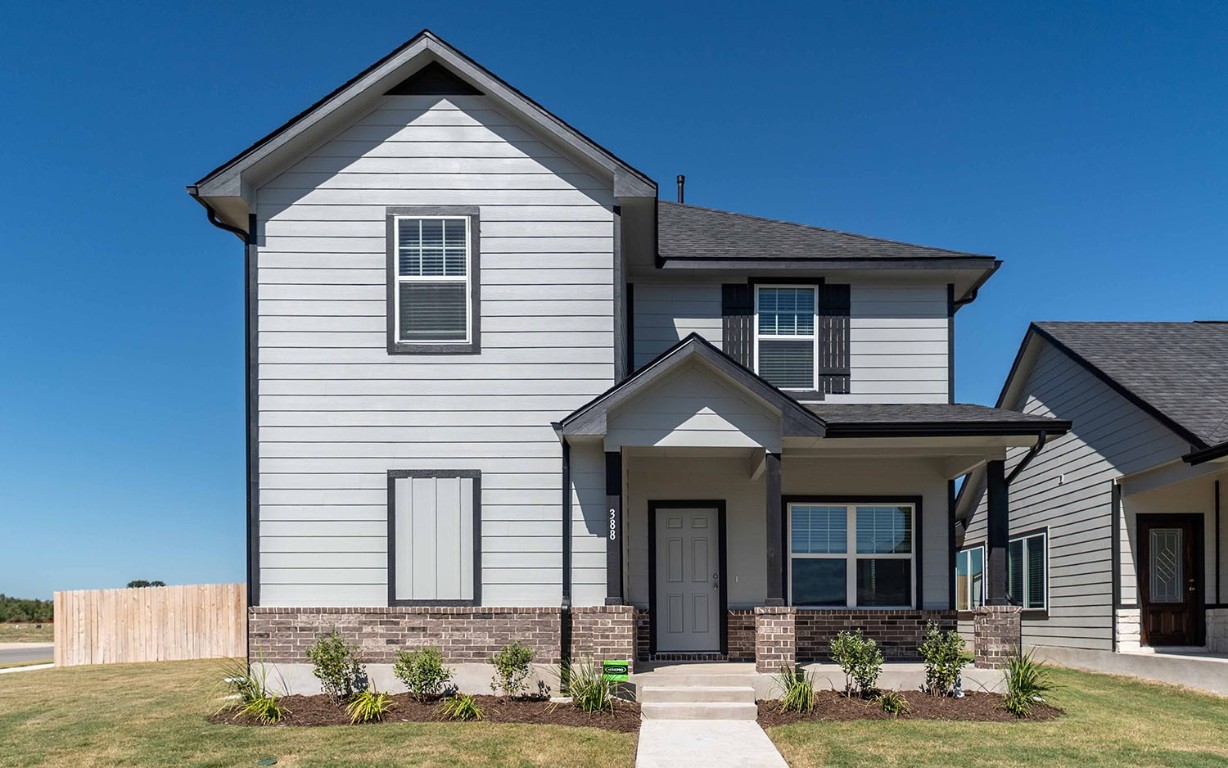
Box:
189;30;1066;692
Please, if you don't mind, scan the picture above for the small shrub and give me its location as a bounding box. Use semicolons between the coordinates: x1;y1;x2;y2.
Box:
1004;648;1053;717
774;666;817;714
829;629;883;697
560;661;614;714
877;689;909;717
217;655;286;724
438;693;483;721
394;646;453;701
306;630;367;701
918;622;972;696
347;687;395;724
240;694;283;724
490;641;535;698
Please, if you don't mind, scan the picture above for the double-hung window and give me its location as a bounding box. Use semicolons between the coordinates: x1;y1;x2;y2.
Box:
1008;531;1047;610
387;208;479;354
955;546;985;611
756;285;817;390
788;502;914;607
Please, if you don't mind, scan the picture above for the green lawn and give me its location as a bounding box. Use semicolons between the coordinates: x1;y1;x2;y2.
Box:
0;660;637;768
0;623;53;643
768;666;1228;767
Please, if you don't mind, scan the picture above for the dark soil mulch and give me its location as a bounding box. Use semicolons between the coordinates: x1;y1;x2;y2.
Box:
211;693;640;732
757;690;1061;726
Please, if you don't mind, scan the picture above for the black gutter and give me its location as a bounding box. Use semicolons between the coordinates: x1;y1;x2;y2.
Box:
952;259;1002;309
824;422;1069;440
552;423;572;678
1217;479;1222;606
197;200;258;611
1006;432;1048;485
1184;441;1228;466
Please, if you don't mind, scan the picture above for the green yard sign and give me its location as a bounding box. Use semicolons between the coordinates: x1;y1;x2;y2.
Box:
602;660;630;682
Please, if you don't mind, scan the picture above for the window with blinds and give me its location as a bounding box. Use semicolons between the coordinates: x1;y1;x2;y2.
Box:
788;502;915;608
755;285;817;390
394;216;471;344
1007;532;1047;610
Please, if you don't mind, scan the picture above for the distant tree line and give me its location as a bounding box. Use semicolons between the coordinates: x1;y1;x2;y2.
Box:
126;580;166;588
0;594;53;623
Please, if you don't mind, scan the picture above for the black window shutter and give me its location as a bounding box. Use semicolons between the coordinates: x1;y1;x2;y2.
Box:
721;284;753;368
819;283;851;394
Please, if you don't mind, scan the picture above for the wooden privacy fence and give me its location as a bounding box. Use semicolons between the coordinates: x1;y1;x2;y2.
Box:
54;583;246;667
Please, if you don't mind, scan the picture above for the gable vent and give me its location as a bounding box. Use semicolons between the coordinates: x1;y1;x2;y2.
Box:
386;61;483;96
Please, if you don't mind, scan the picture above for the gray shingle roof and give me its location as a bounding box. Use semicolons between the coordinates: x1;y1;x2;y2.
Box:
657;201;995;263
808;403;1068;436
1033;321;1228;447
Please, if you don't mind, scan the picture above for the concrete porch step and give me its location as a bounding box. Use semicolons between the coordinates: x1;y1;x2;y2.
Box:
640;701;759;720
639;684;756;704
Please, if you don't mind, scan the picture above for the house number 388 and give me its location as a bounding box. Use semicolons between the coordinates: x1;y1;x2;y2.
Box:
608;508;617;540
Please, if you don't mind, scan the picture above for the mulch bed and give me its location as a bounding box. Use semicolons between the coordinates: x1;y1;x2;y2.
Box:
210;693;640;732
757;690;1061;726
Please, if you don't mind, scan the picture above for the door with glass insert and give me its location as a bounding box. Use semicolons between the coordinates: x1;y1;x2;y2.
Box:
1138;515;1202;646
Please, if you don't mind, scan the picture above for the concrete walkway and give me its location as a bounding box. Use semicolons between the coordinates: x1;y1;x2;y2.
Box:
636;719;788;768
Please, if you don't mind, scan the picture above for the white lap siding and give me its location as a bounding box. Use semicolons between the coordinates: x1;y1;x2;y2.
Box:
961;341;1189;650
631;283;722;369
255;94;614;607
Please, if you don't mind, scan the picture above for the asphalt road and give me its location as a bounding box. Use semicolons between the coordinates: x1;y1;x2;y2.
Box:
0;643;53;665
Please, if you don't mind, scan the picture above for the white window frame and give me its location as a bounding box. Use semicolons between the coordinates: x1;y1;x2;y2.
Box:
754;284;819;391
787;502;916;609
393;215;473;345
1008;531;1048;610
955;545;986;611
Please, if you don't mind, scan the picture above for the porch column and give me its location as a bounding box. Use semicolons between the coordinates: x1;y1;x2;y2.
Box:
605;451;624;605
765;452;785;606
985;459;1009;605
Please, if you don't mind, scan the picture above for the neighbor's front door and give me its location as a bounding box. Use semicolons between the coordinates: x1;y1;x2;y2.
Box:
655;507;721;652
1139;515;1203;646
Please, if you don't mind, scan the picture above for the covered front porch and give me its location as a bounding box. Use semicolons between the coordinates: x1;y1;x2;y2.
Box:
559;334;1066;671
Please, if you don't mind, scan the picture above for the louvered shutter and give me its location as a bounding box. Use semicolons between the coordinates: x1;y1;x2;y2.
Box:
819;283;851;394
721;283;753;367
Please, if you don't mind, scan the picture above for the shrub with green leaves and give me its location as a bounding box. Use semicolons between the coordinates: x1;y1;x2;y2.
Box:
773;665;817;714
829;629;883;698
918;622;972;696
877;689;909;717
438;693;483;721
559;661;616;713
306;630;367;701
490;641;535;698
347;687;395;724
394;646;453;701
217;656;286;724
1004;648;1053;717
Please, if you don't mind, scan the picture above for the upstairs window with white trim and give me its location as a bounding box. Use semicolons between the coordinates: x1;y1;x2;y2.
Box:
387;208;480;354
955;545;985;611
755;285;817;390
788;502;915;608
1008;531;1047;610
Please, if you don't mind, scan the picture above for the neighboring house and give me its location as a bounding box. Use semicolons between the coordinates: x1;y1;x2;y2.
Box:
957;322;1228;683
189;30;1065;691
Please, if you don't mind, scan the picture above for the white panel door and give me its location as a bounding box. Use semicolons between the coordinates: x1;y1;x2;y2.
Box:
655;507;720;652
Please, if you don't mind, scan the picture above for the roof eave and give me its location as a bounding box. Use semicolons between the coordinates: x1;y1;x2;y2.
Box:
823;420;1071;439
1183;440;1228;466
190;29;655;210
656;256;1000;271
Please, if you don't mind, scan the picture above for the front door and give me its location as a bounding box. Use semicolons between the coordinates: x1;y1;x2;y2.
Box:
654;506;722;652
1138;515;1203;646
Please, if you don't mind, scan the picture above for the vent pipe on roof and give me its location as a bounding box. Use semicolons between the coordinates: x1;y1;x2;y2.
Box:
676;175;685;204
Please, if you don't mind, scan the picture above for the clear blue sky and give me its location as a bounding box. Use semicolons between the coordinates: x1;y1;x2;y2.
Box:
2;2;1225;599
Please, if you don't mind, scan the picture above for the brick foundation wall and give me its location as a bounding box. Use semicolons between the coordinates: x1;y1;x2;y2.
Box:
728;609;755;662
248;607;561;664
569;605;635;672
795;609;957;661
1207;609;1228;653
754;606;796;672
973;605;1021;669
